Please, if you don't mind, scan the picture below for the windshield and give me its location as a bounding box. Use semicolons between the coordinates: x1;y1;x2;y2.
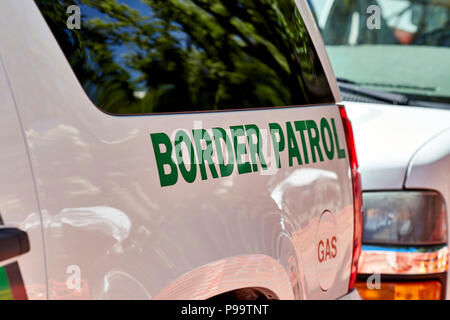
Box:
310;0;450;104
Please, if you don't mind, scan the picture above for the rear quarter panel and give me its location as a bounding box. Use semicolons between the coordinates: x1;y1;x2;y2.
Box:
405;128;450;299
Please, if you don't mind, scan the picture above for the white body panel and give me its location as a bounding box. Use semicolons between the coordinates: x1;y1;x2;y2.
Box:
405;128;450;299
0;0;354;299
346;101;450;299
345;102;450;190
0;56;47;298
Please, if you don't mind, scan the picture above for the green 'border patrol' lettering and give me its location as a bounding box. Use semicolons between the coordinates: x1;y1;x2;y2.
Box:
150;118;347;187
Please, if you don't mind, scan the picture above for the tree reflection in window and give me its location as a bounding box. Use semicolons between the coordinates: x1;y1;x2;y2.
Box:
36;0;334;114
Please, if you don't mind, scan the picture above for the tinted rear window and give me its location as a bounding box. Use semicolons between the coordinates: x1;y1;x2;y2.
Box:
35;0;334;114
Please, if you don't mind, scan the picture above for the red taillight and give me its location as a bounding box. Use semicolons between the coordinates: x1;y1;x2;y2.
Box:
339;105;363;291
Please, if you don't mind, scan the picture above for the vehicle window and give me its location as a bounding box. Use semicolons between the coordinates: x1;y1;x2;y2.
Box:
310;0;450;104
35;0;334;114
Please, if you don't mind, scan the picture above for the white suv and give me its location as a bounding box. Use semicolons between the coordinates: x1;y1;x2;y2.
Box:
0;0;362;300
311;0;450;300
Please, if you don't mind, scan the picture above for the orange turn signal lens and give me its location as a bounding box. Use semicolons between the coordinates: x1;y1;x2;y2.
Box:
356;281;442;300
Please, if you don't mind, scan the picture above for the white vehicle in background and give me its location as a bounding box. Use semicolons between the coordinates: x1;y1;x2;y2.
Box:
311;0;450;300
0;0;362;300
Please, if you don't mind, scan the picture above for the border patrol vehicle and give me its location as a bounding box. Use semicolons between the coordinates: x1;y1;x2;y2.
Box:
0;0;362;300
